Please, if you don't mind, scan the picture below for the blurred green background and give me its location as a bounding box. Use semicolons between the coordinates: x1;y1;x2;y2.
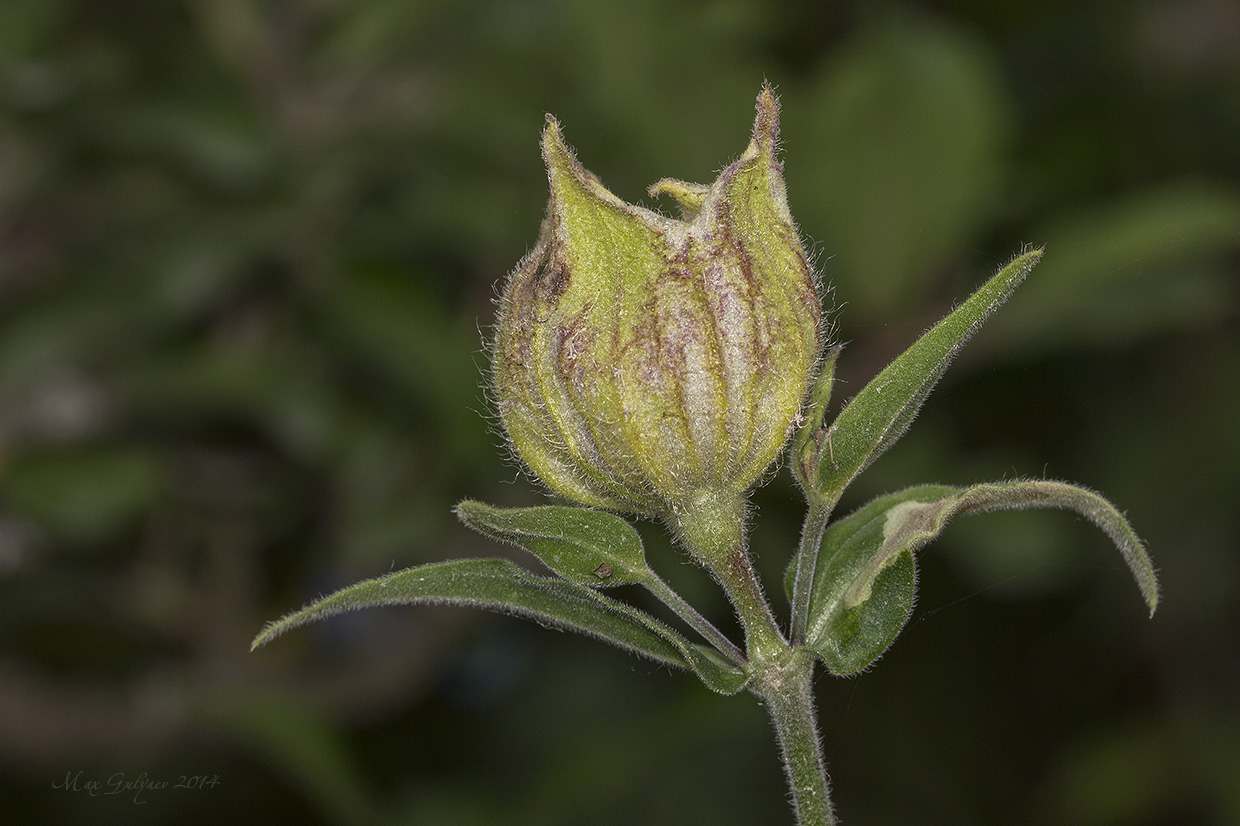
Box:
2;1;1237;824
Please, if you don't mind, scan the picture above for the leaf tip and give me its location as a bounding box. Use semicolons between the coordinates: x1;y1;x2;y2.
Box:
454;499;482;522
1013;245;1045;271
250;624;277;651
1021;241;1045;256
1142;578;1160;618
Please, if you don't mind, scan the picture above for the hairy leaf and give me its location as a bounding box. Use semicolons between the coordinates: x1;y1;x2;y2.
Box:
252;557;748;694
802;480;1158;675
811;249;1041;506
455;500;650;588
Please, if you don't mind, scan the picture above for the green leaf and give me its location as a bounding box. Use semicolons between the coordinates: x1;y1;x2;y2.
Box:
455;500;651;588
799;486;949;674
251;557;748;695
802;480;1158;675
812;249;1041;506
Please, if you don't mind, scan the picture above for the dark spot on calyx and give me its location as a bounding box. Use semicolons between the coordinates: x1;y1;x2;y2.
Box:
536;253;571;304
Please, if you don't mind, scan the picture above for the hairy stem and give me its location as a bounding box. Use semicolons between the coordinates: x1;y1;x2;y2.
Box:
667;489;785;660
668;489;837;824
643;572;747;666
756;648;836;826
789;499;832;645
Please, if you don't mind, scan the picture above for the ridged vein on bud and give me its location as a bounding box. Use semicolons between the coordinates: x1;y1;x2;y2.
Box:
494;86;822;518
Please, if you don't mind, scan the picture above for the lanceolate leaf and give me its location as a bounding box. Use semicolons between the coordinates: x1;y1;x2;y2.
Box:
454;500;651;588
812;249;1042;506
251;557;748;694
802;479;1158;675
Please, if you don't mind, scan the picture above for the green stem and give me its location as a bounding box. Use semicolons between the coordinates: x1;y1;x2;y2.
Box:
756;648;836;826
643;572;747;666
667;489;785;660
668;488;837;824
720;548;786;660
789;499;831;646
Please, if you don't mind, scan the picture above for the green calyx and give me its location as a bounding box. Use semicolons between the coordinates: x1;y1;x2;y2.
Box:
493;85;822;518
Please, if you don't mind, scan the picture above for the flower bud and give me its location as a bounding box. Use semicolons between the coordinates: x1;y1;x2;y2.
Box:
493;87;822;518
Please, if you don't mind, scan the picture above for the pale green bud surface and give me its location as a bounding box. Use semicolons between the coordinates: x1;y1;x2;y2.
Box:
494;87;822;517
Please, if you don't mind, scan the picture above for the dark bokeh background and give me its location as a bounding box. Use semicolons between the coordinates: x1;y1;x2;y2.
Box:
2;1;1237;824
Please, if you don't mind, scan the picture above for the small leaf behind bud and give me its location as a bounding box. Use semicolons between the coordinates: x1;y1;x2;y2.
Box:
455;500;653;588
